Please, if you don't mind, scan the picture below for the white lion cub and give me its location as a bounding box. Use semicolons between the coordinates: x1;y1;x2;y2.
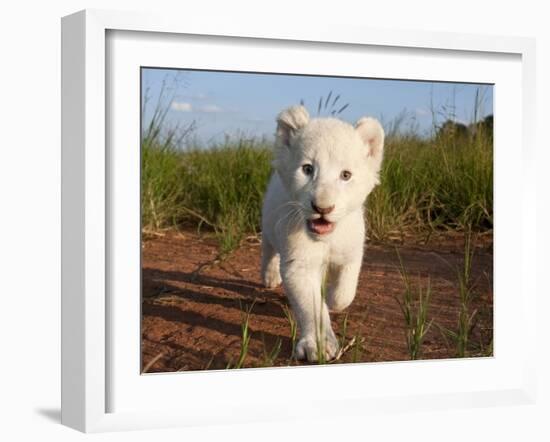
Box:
261;105;384;362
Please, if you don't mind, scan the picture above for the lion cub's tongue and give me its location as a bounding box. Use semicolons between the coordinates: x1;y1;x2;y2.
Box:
309;218;334;235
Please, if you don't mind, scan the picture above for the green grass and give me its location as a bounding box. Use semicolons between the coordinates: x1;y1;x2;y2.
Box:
437;230;480;357
394;248;434;360
281;304;298;360
141;117;492;253
367;132;492;241
226;300;255;369
260;335;282;367
142;138;272;254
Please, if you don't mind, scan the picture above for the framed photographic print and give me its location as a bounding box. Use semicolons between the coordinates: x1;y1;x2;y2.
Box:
61;9;537;432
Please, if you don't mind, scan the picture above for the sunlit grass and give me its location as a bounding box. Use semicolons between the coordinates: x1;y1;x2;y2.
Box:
142;140;272;255
226;300;255;369
437;230;480;357
281;304;298;360
366;132;492;241
394;248;434;360
142;128;492;253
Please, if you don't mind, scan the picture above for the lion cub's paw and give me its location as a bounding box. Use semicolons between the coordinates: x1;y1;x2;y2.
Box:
295;334;339;362
262;269;282;289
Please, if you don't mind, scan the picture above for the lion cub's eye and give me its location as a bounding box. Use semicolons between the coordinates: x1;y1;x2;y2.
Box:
302;164;314;176
340;170;352;181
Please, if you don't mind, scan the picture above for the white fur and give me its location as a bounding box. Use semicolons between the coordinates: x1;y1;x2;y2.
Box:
261;105;385;361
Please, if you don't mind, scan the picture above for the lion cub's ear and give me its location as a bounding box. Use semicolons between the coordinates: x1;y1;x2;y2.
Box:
276;105;310;147
355;117;385;170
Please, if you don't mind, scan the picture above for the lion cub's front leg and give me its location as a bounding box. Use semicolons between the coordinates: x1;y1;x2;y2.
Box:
261;239;282;288
326;256;362;312
281;260;339;361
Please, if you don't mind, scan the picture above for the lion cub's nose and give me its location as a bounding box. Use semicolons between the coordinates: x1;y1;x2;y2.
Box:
311;202;335;215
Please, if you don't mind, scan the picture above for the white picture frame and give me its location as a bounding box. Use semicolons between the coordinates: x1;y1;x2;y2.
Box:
61;9;537;433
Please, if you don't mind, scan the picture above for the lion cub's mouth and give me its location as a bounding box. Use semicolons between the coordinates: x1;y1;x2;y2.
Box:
307;217;335;235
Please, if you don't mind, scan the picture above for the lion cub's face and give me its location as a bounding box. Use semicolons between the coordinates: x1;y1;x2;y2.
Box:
274;105;384;237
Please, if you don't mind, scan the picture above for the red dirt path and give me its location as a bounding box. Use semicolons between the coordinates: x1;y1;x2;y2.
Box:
141;230;493;372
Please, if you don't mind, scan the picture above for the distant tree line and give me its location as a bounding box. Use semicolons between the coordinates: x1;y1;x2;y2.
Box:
437;115;493;141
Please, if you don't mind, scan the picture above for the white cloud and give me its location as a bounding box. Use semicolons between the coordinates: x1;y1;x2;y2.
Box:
199;104;223;113
171;101;192;112
171;102;228;114
415;107;430;117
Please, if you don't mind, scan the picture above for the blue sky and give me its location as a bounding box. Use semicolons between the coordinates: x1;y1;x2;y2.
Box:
141;68;493;145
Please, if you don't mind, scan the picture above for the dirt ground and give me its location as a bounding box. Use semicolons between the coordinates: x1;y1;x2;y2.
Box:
141;230;493;373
